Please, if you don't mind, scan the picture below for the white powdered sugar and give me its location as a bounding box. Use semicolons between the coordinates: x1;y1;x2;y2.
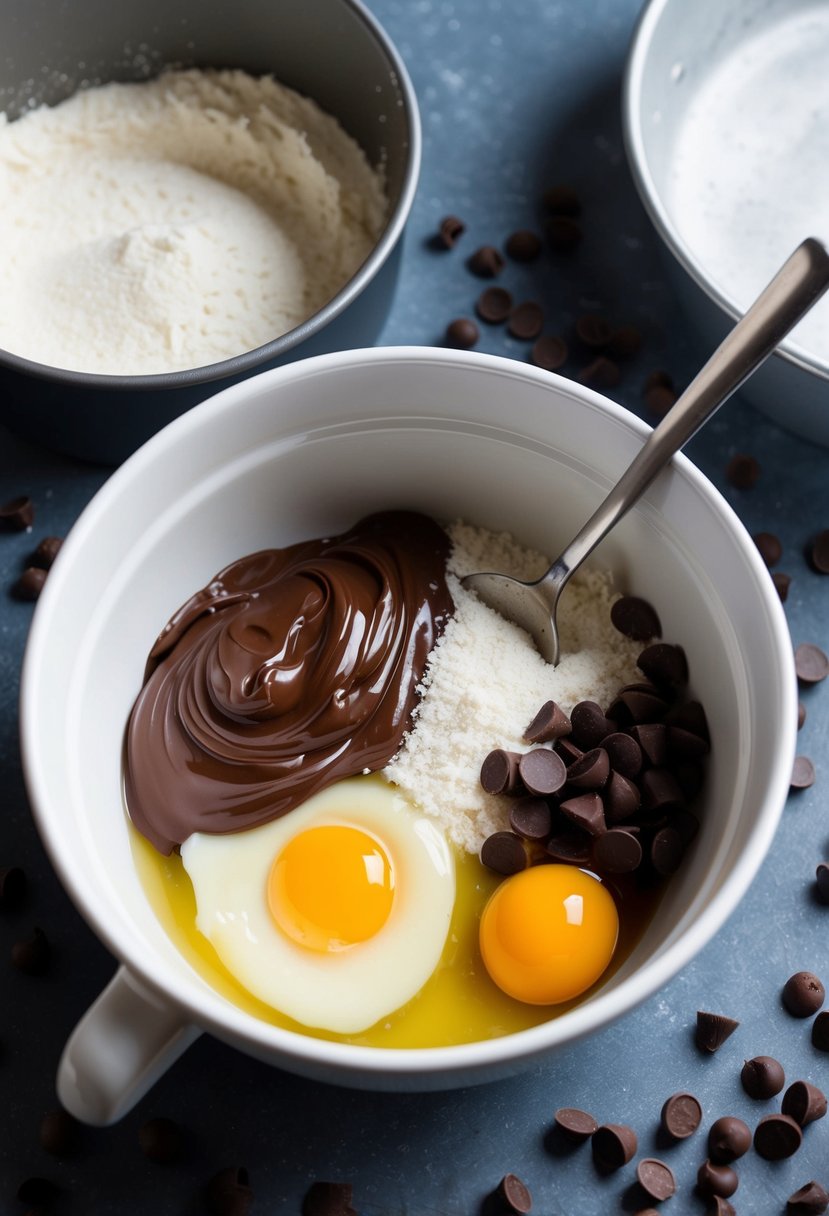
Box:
384;521;642;853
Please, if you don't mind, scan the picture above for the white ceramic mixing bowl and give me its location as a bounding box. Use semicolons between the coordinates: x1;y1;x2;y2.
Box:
20;347;796;1124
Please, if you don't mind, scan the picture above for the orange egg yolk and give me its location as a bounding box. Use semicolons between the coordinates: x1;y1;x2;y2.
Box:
267;824;395;952
479;864;619;1005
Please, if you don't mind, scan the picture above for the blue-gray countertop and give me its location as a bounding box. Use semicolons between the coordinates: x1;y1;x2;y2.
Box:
2;1;828;1212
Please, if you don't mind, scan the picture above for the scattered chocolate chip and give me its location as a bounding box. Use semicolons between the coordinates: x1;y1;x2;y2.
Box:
782;971;825;1017
468;245;505;277
566;747;610;791
476;286;513;324
591;1123;638;1173
754;1113;803;1160
705;1199;736;1216
493;1173;532;1214
575;313;613;349
643;381;677;416
508;301;544;341
610;596;661;641
481;831;527;876
696;1010;739;1053
542;184;581;216
602;732;642;778
808;531;829;574
636;1158;676;1203
602;771;641;823
39;1108;78;1156
518;747;566;796
546;215;582;251
0;494;34;530
205;1167;254;1216
17;1176;59;1206
708;1115;751;1163
0;865;27;910
726;453;761;489
560;792;606;836
668;726;710;761
644;370;673;391
570;701;614;748
773;572;792;602
302;1181;355;1216
592;828;642;874
741;1055;785;1099
788;1181;829;1214
697;1160;738;1199
505;230;542;262
12;566;47;601
799;703;807;730
650;826;684;876
11;926;51;975
660;1091;702;1140
445;317;479;348
753;531;782;568
139;1116;184;1163
812;1012;829;1052
637;642;688;688
553;1107;598;1142
32;536;63;568
791;756;816;790
607;325;642;359
508;797;552;842
816;864;829;905
530;334;568;370
782;1081;828;1128
577;356;621;388
481;749;523;795
436;215;466;249
524;701;571;744
795;643;829;685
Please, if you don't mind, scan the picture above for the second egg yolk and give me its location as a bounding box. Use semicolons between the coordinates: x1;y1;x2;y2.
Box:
268;824;395;952
479;864;619;1005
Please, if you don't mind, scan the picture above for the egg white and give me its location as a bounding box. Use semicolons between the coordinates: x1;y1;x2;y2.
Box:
180;776;455;1033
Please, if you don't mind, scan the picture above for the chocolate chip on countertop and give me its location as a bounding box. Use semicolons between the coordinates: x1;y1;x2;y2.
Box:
774;572;792;602
445;317;479;349
782;971;825;1017
39;1108;79;1156
0;494;34;530
546;215;582;251
592;828;642;874
816;863;829;904
493;1173;532;1214
17;1176;59;1206
795;643;829;685
812;1012;829;1052
741;1056;785;1099
476;286;513;324
708;1115;751;1163
697;1160;739;1199
0;865;27;911
302;1181;356;1216
205;1166;254;1216
705;1199;736;1216
508;797;552;842
610;596;661;642
754;1113;803;1160
468;245;505;277
553;1107;598;1142
577;356;620;388
591;1123;638;1173
575;313;613;349
11;926;51;975
542;184;582;216
636;1158;676;1203
480;831;527;876
782;1081;828;1128
799;703;807;730
436;215;466;249
726;453;761;489
791;756;816;790
508;301;544;341
518;747;566;797
607;324;642;359
643;379;677;416
530;334;568;370
753;531;783;567
505;229;542;262
524;700;571;744
807;530;829;574
12;566;47;601
480;749;523;795
787;1180;829;1214
139;1116;184;1163
32;536;63;568
696;1010;739;1053
660;1091;702;1140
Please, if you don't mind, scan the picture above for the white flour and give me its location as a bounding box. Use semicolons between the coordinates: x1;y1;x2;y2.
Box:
384;522;642;853
0;69;387;374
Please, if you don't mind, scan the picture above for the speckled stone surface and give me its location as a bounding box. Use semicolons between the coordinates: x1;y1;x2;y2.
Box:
2;1;829;1212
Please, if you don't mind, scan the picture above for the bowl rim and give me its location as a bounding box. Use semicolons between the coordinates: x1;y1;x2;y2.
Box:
622;0;829;384
0;0;421;391
20;346;796;1081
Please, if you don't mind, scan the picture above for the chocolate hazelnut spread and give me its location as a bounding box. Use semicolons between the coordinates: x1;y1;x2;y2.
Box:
125;512;452;854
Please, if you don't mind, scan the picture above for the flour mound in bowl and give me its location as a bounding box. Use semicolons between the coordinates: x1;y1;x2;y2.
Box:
0;69;387;374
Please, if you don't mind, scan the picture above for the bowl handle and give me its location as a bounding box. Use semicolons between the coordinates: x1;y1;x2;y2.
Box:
56;965;200;1125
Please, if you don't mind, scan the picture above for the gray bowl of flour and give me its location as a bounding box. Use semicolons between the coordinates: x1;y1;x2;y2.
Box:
0;0;420;464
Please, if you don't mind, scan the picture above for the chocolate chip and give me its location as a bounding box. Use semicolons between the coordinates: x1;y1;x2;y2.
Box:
611;596;661;641
445;317;479;348
575;313;613;349
782;1081;828;1127
607;324;642;359
602;733;642;778
205;1166;254;1216
808;531;829;574
17;1176;59;1206
560;792;606;836
620;688;669;724
12;566;47;601
754;531;782;567
726;453;761;489
754;1113;803;1160
545;831;592;865
774;571;792;602
637;643;688;688
468;245;505;277
667;699;710;740
799;703;807;730
787;1181;829;1214
542;184;581;216
505;230;542;262
650;826;684;876
508;797;552;842
481;832;527;876
436;215;465;249
660;1091;702;1140
812;1011;829;1052
566;748;610;791
553;1106;598;1142
643;382;677;416
629;722;669;766
139;1116;184;1163
524;701;571;744
0;494;34;530
592;828;641;873
705;1200;736;1216
569;701;614;748
636;1158;676;1203
640;767;684;814
32;536;63;568
591;1123;638;1173
546;215;582;251
11;926;50;975
696;1010;739;1053
493;1173;532;1214
791;756;816;790
530;334;568;371
481;749;523;795
518;748;566;796
39;1108;79;1156
697;1161;738;1199
577;356;620;388
708;1115;751;1163
0;865;27;910
782;971;825;1017
603;771;641;823
476;287;513;324
302;1181;355;1216
508;301;544;341
741;1056;785;1099
555;738;584;766
795;643;829;685
816;864;829;905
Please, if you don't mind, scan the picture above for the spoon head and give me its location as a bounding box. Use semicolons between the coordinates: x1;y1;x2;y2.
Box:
460;571;560;665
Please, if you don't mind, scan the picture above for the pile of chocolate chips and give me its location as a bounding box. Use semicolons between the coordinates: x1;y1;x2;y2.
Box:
478;595;708;885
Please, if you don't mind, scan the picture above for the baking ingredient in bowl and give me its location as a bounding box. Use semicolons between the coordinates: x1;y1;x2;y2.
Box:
0;69;387;374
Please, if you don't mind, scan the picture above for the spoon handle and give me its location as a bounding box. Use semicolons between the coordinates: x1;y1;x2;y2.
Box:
550;237;829;585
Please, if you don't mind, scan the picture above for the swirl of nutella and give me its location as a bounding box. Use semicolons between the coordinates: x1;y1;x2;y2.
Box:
125;511;452;854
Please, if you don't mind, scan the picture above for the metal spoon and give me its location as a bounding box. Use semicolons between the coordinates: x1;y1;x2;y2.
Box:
462;237;829;664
